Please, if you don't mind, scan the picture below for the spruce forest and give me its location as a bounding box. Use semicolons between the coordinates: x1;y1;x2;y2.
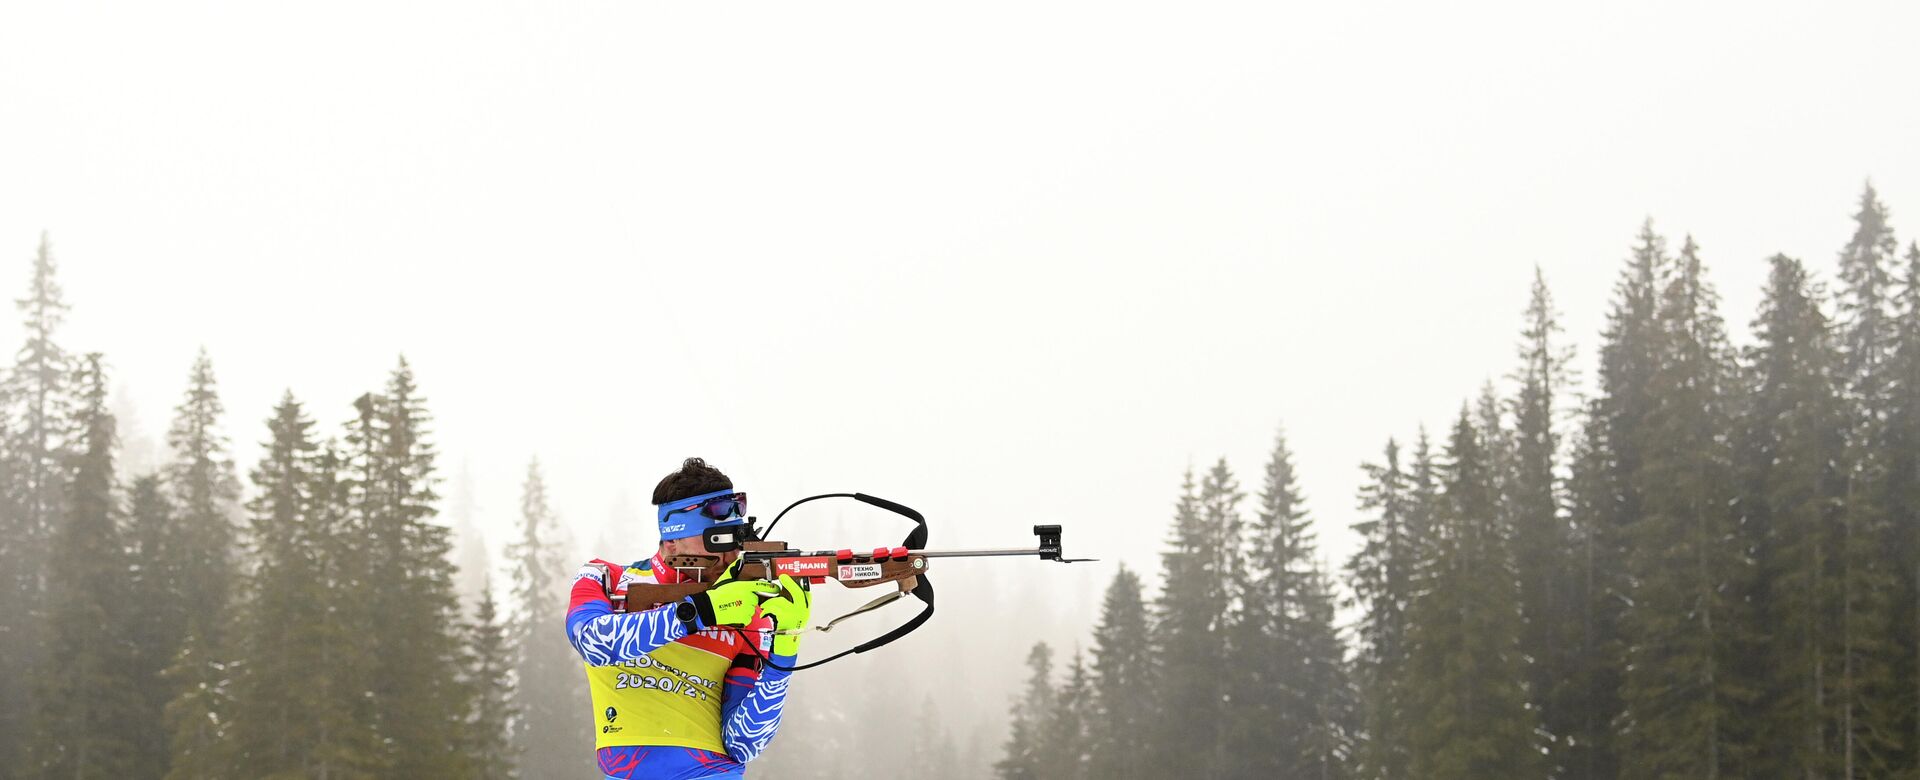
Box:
0;234;593;778
992;184;1920;780
1;183;1919;780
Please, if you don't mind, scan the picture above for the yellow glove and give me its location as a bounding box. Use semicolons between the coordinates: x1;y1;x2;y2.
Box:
755;574;812;657
687;564;779;629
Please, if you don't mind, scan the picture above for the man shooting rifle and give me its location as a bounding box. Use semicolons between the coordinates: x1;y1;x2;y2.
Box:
565;458;808;780
565;457;1089;778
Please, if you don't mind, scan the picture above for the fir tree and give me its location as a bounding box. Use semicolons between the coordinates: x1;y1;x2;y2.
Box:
2;232;76;772
1619;237;1759;778
1559;222;1672;780
995;642;1055;780
156;351;242;779
1507;267;1581;776
224;393;367;779
506;457;593;776
162;349;241;647
1149;461;1241;774
1400;407;1542;779
353;358;476;776
1087;566;1152;780
30;354;142;778
1831;184;1911;776
1348;437;1419;780
1228;426;1352;778
470;579;519;780
1739;254;1852;776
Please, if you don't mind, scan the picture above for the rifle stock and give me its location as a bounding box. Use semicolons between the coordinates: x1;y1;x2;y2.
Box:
614;542;927;613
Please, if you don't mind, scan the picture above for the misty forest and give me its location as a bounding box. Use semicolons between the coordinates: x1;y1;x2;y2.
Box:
5;183;1920;780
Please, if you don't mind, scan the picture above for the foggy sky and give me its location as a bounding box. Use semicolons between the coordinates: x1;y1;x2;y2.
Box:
3;2;1917;636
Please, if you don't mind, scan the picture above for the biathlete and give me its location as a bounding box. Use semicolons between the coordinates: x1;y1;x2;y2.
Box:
566;458;811;779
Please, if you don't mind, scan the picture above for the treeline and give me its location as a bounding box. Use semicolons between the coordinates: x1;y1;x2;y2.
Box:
998;183;1920;779
0;234;590;779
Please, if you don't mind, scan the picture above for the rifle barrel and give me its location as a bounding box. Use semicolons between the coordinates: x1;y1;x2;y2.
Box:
913;547;1047;559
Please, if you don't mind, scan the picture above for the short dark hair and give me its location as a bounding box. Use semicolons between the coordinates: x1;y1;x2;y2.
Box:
652;457;734;505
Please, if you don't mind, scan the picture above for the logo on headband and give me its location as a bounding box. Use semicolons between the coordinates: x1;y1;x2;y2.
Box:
662;523;688;534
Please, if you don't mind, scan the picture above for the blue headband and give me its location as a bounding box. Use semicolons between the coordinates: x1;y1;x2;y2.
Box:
657;487;747;541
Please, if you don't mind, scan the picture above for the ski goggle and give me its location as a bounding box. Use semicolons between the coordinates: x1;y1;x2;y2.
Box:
662;492;747;523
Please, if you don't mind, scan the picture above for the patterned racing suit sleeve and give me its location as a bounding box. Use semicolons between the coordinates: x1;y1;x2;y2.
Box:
565;560;689;665
719;651;795;762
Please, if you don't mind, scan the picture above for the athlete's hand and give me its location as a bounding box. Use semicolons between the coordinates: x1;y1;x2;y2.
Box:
686;577;780;629
755;574;812;656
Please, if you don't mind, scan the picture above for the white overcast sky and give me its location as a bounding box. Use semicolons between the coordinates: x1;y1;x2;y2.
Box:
2;2;1917;625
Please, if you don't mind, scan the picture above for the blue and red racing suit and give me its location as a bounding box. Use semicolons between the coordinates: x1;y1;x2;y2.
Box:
567;554;795;780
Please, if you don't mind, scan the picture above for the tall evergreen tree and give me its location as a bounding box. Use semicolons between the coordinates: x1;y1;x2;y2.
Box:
1087;566;1152;780
1227;426;1352;778
352;358;476;776
1348;437;1420;780
162;349;240;643
1;232;76;773
1149;461;1241;774
1619;237;1759;778
1507;267;1581;776
29;354;141;778
1400;407;1542;779
223;393;382;779
506;457;593;776
1560;222;1672;780
156;351;242;779
995;643;1056;780
1738;254;1854;776
1832;184;1911;776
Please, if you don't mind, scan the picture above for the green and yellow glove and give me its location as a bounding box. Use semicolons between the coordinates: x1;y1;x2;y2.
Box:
686;561;780;629
755;574;812;657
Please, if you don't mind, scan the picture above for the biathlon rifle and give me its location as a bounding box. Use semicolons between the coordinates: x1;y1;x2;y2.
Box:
610;492;1093;671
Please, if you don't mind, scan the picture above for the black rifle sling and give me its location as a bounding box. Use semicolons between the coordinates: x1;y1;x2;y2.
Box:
750;491;934;672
